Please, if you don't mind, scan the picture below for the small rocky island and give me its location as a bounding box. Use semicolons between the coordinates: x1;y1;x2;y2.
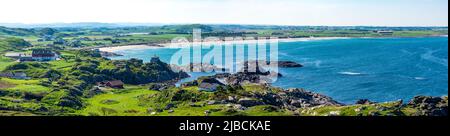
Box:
245;60;303;68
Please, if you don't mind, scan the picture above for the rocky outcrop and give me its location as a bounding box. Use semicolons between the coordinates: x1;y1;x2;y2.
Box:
356;99;376;105
181;81;198;88
85;87;105;98
212;71;281;86
408;96;448;116
100;51;123;57
216;87;344;110
277;61;303;68
198;77;226;91
244;60;303;68
238;98;265;107
170;63;227;72
273;88;343;109
224;72;271;86
170;60;302;73
181;76;225;91
149;83;175;91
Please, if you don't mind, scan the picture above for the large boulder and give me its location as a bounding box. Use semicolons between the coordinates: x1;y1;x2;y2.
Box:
180;81;198;88
198;77;225;91
149;83;175;91
100;51;123;57
255;88;343;109
238;98;265;107
170;63;227;72
85;87;105;98
278;61;303;68
285;88;343;106
355;99;376;105
245;60;303;68
408;96;448;116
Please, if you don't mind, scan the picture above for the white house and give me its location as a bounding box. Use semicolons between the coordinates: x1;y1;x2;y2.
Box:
31;49;57;61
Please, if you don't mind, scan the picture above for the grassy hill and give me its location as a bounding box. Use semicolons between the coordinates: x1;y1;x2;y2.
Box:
0;26;36;36
0;25;448;116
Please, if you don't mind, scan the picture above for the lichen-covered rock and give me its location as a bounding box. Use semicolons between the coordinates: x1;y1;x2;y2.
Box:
149;83;175;91
408;96;448;116
238;98;265;107
254;88;343;109
278;61;303;68
85;87;105;98
356;99;376;105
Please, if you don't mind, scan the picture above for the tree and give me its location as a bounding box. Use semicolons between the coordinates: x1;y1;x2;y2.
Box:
53;38;66;45
4;37;31;47
38;28;57;36
67;40;83;47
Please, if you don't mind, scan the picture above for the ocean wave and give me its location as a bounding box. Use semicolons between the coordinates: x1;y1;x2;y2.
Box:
304;60;322;68
338;72;363;76
421;49;448;67
400;49;415;56
279;52;292;57
279;37;352;43
414;77;427;80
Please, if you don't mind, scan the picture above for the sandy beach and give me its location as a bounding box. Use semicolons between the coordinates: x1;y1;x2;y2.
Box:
98;45;160;52
98;37;353;52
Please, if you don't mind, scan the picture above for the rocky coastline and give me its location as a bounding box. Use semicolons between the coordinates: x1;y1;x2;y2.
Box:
176;70;448;116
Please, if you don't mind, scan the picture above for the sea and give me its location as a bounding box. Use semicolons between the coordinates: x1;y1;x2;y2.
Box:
107;37;449;104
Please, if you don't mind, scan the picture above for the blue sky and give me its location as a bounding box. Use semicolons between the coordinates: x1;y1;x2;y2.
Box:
0;0;447;26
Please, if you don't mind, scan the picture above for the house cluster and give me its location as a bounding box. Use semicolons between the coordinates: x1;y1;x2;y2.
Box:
37;35;66;45
96;80;124;89
375;30;394;35
0;72;29;80
4;49;58;62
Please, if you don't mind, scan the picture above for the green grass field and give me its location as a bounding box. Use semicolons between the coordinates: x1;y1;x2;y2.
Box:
0;78;51;93
48;60;76;70
79;86;159;116
0;56;16;71
298;101;417;116
78;84;295;116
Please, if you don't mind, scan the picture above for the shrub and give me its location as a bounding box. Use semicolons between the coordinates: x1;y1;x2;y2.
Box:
23;92;46;101
100;107;118;116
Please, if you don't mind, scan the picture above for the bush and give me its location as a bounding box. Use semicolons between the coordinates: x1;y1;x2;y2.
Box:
5;63;29;70
4;62;50;78
42;91;67;105
100;107;118;116
4;37;31;47
23;92;46;101
58;96;83;109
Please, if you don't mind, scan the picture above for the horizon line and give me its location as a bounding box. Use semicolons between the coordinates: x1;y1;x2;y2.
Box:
0;22;448;28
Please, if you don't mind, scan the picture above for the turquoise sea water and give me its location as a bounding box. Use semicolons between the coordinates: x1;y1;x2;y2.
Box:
109;37;448;104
